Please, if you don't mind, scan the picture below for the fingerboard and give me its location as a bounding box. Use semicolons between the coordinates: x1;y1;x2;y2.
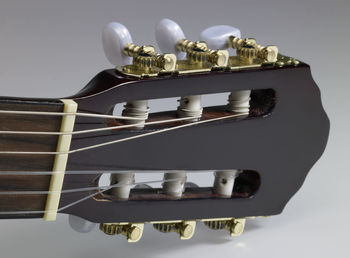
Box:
0;98;64;219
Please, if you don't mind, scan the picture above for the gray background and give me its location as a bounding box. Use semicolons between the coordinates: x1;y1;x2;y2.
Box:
0;0;349;257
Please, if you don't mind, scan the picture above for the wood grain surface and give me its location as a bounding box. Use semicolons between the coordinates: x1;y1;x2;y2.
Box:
0;98;63;218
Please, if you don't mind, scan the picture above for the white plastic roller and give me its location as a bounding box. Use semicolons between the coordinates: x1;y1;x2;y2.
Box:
213;170;240;198
177;95;203;120
155;18;186;60
200;25;241;50
102;22;133;66
102;23;148;200
227;90;251;113
162;171;187;198
110;173;135;200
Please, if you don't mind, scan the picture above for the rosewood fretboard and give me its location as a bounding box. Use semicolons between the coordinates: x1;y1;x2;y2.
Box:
0;98;63;219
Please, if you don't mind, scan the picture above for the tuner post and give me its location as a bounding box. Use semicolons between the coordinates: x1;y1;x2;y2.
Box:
213;170;240;198
121;100;149;129
109;173;135;200
162;171;187;198
227;90;251;114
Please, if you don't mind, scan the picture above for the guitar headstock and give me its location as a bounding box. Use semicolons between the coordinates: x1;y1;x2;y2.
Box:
0;18;329;243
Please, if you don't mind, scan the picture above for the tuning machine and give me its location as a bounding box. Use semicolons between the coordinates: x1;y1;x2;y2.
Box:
152;220;196;240
155;18;229;69
200;25;278;65
202;218;246;236
100;222;144;243
102;22;176;77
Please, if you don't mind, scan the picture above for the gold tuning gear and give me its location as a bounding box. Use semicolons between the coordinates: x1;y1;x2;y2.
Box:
176;39;229;67
228;36;278;63
116;36;297;78
99;222;144;243
152;220;196;240
203;218;246;236
121;43;176;75
99;218;250;241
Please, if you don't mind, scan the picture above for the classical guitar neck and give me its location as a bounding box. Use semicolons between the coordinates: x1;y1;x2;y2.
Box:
0;98;76;219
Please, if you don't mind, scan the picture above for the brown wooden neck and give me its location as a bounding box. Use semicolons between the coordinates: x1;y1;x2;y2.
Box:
0;97;64;219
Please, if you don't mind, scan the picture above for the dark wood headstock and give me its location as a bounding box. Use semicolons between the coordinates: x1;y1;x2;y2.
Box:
59;62;329;224
0;19;329;241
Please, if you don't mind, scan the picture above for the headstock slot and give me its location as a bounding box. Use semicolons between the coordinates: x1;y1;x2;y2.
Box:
106;88;276;133
94;170;260;202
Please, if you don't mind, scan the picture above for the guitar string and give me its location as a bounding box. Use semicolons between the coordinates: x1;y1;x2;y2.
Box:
0;112;247;215
0;170;170;175
0;178;179;195
0;177;177;215
0;109;144;120
0;112;248;155
0;115;201;136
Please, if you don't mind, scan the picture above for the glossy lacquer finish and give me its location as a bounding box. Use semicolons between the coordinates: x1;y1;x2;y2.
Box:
55;63;329;223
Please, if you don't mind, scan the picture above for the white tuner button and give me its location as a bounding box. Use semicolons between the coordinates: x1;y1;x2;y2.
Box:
102;22;133;66
155;18;186;60
68;214;96;233
200;25;241;50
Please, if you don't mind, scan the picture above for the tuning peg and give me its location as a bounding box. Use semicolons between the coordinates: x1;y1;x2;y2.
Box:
200;25;278;63
155;18;186;60
156;18;228;66
203;218;246;237
68;214;96;233
153;220;196;240
102;22;133;66
100;222;144;242
200;25;241;50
